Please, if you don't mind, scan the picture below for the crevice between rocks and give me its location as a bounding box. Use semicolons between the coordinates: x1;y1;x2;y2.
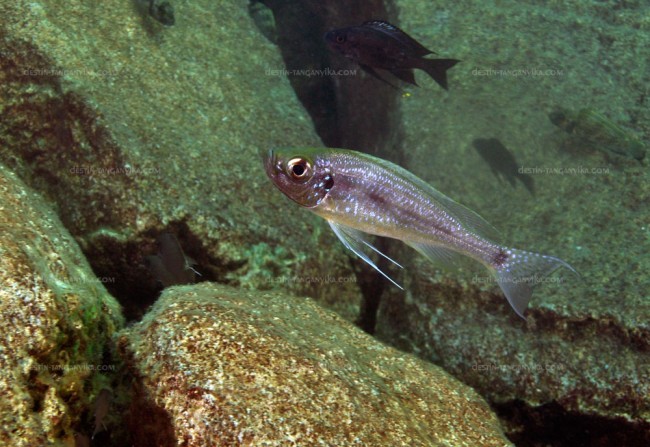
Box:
495;399;650;447
81;220;224;322
250;0;407;335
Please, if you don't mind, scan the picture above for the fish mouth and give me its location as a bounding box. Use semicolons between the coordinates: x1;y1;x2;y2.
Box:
262;148;278;178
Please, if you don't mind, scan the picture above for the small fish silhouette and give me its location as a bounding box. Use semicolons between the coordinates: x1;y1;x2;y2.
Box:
549;107;645;161
149;0;175;26
92;388;113;440
324;20;459;90
146;233;199;287
134;0;175;26
473;138;535;195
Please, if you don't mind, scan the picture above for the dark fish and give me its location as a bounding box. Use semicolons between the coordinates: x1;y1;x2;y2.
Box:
473;138;535;195
133;0;175;26
324;20;459;90
263;147;576;319
149;0;175;26
549;107;646;161
92;388;113;440
146;233;198;287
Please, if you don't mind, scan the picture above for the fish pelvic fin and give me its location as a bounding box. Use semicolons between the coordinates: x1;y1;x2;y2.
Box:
494;248;578;319
412;58;460;90
327;221;403;289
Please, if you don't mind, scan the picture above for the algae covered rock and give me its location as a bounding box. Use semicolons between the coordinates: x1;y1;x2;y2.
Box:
0;163;124;445
0;0;360;320
118;283;512;446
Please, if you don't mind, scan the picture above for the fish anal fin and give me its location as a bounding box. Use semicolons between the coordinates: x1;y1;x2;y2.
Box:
390;68;418;86
359;64;401;90
408;242;477;271
328;221;403;289
413;58;460;90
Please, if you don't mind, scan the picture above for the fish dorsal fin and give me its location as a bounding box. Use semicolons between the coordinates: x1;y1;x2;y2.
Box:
352;152;502;242
362;20;433;56
429;191;502;243
331;150;502;243
327;220;403;289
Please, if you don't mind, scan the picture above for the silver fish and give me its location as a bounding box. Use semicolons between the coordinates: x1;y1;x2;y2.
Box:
263;147;577;318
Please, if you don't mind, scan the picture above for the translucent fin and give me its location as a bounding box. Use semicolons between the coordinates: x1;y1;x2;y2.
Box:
334;150;502;242
430;192;501;242
328;221;403;289
495;248;578;319
407;242;473;270
350;152;501;242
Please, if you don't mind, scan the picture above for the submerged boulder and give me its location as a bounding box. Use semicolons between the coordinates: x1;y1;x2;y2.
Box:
0;0;360;321
118;283;512;446
0;163;124;445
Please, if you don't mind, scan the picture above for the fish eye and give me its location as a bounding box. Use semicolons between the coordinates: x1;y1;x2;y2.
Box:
336;34;346;43
286;157;312;182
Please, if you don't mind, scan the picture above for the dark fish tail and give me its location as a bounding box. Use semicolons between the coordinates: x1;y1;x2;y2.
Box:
517;173;535;195
494;248;577;318
412;58;460;90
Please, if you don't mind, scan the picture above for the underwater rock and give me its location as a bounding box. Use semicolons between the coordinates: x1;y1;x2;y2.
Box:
118;283;513;446
0;0;361;321
373;1;650;442
0;163;124;445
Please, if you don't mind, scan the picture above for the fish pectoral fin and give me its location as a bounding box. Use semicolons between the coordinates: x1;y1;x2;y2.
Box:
407;242;476;271
328;221;403;289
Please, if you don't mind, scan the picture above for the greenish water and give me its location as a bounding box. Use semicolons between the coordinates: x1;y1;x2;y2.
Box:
0;1;648;446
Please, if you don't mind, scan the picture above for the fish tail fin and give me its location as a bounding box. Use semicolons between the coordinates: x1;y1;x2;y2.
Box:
494;248;577;319
518;173;536;195
414;58;460;90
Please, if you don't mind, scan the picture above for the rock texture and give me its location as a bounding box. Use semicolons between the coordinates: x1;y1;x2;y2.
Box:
118;283;512;447
0;0;361;321
371;1;650;443
0;163;124;446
